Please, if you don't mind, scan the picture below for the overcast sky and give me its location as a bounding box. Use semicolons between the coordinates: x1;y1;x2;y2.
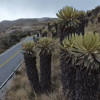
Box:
0;0;100;21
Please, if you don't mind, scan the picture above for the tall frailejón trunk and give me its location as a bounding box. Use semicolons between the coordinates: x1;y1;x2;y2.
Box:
60;51;76;100
76;18;85;35
59;27;76;99
75;66;99;100
24;53;41;94
98;16;100;23
40;49;52;93
59;27;75;44
59;25;85;99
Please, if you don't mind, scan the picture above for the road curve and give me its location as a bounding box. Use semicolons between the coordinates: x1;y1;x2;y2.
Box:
0;36;33;87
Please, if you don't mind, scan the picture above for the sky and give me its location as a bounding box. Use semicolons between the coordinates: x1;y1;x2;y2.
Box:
0;0;100;21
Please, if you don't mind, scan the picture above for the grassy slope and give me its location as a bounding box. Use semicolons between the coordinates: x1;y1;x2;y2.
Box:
0;18;56;35
85;17;100;33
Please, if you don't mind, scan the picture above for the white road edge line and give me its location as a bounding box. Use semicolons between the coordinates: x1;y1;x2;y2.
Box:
0;60;24;89
0;35;36;89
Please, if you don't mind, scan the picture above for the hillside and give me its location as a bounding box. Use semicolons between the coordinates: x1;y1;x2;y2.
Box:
0;17;56;36
85;6;100;33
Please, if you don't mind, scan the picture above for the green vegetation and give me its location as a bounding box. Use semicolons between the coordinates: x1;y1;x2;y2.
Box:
37;37;54;93
22;38;55;94
36;31;40;37
53;21;58;33
42;29;48;37
61;32;100;100
22;42;41;94
56;6;83;100
62;32;100;70
56;6;80;42
47;21;52;31
22;41;36;54
98;13;100;22
5;5;100;100
98;13;100;17
0;31;29;53
51;27;57;37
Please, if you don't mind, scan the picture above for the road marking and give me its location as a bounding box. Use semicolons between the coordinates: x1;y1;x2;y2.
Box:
0;50;21;68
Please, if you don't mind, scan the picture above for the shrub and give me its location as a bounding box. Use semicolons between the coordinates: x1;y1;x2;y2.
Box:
37;37;54;93
61;32;100;100
22;41;41;94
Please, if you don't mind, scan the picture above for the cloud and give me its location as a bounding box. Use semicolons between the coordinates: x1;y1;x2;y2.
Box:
0;0;99;21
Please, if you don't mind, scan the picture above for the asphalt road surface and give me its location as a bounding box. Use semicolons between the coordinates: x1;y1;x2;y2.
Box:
0;36;33;87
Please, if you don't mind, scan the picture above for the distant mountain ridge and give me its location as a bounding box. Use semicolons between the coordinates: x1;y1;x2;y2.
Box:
0;17;57;35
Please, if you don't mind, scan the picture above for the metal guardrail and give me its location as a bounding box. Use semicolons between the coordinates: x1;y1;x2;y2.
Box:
0;60;24;90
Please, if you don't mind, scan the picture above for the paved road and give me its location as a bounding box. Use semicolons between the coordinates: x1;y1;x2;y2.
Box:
0;36;33;87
